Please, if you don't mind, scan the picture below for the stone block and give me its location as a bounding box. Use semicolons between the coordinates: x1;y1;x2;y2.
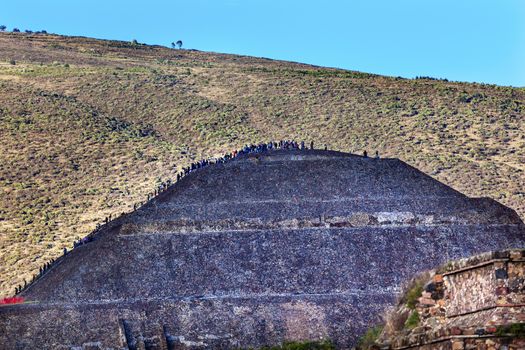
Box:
450;327;462;335
431;289;444;300
452;340;464;350
496;296;508;305
421;291;432;299
425;282;436;292
418;297;435;306
495;262;506;269
495;268;509;279
462;328;476;335
496;286;509;296
485;326;497;333
433;274;444;283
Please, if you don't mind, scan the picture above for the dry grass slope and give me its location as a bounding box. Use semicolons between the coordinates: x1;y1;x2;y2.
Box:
0;33;524;296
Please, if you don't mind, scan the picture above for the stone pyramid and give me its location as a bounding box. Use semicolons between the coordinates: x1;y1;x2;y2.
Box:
1;149;524;349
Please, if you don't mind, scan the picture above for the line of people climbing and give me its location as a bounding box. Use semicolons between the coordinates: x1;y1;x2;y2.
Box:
14;140;380;297
176;140;312;181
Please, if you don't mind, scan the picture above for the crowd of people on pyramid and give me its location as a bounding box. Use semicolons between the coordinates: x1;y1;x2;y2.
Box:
13;140;379;297
176;140;315;181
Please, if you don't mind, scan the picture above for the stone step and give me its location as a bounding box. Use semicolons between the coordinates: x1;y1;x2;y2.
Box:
23;224;525;302
148;156;463;207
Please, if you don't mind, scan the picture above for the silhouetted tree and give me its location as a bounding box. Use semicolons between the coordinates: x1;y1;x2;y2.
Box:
0;25;6;32
171;42;176;49
176;40;183;49
25;30;33;34
12;28;20;32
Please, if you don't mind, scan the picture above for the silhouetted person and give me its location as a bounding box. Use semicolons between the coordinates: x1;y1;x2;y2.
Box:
310;141;314;150
363;151;368;158
375;151;379;158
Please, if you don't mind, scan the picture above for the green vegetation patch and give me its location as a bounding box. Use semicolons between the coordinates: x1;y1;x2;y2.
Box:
404;280;425;310
404;311;420;330
495;323;525;338
357;325;383;349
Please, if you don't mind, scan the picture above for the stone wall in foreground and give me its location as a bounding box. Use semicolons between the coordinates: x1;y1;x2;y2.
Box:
378;249;525;350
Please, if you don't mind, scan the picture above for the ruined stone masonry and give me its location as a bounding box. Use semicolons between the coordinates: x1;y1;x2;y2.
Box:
1;150;524;349
378;249;525;350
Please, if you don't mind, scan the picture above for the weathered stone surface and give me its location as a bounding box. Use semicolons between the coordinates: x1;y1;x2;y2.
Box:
380;249;525;349
1;150;524;349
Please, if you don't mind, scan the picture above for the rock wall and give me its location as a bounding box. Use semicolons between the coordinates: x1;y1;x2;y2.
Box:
379;249;525;349
20;225;525;303
2;296;373;350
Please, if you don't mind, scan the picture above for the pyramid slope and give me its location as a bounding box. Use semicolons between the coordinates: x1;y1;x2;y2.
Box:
2;150;524;349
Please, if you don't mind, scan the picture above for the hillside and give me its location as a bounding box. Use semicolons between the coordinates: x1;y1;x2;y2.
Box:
0;32;524;296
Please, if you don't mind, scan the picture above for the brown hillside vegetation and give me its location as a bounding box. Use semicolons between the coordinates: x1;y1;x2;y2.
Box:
0;32;524;296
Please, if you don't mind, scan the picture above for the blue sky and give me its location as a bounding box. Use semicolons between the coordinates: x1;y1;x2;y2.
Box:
2;0;524;86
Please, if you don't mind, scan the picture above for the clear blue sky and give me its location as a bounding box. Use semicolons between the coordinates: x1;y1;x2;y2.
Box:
2;0;524;86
